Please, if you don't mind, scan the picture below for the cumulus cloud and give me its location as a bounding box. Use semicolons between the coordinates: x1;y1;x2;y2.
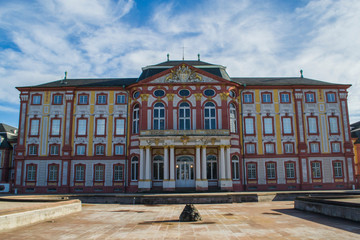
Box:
0;0;360;124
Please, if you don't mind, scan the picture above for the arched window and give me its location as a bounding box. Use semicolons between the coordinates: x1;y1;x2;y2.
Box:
131;156;139;181
132;104;139;134
204;102;216;129
207;155;217;180
232;155;240;180
229;103;237;133
153;155;164;180
179;102;191;130
153;102;165;130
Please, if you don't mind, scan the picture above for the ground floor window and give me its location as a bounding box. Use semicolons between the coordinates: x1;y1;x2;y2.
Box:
285;162;295;179
26;164;36;181
333;161;343;178
94;164;105;181
75;164;85;181
311;161;322;179
266;162;276;180
247;163;256;180
113;165;123;181
153;155;164;180
48;165;58;181
232;155;240;180
206;155;217;180
131;156;139;181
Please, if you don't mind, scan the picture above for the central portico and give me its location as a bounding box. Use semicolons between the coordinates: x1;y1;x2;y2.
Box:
137;130;233;191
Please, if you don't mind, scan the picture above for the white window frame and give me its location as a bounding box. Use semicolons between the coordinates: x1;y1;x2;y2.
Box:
266;163;276;179
96;118;106;136
179;102;191;130
115;119;125;135
285;162;295;179
229;103;237;133
94;165;104;181
204;102;216;130
51;119;61;136
48;165;58;181
133;105;139;134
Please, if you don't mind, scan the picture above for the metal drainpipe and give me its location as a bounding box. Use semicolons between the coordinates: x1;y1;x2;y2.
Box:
240;84;246;191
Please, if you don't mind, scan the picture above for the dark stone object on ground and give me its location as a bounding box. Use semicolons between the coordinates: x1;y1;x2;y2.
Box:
179;204;202;222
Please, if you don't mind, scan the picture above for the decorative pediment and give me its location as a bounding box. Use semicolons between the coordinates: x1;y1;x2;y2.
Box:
165;64;202;83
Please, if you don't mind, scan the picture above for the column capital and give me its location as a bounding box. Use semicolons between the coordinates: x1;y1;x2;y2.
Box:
163;145;169;149
145;145;151;149
219;145;226;149
195;145;202;149
169;145;175;149
225;145;231;149
139;146;145;149
201;145;207;149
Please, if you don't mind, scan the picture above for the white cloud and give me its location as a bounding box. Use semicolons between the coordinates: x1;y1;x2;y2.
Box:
0;0;360;124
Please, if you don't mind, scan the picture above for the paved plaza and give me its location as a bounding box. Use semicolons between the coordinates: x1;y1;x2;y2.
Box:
1;201;360;239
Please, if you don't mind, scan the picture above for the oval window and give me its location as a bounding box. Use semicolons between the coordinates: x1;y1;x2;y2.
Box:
204;89;215;97
179;89;190;97
154;89;165;97
133;91;140;99
229;90;236;98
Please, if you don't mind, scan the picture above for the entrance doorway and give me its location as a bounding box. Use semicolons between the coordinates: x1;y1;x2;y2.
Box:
175;156;195;188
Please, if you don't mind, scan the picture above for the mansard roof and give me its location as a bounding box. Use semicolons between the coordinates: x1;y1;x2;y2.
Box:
16;59;350;89
231;77;342;86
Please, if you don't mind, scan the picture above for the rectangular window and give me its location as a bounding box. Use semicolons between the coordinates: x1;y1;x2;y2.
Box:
97;94;107;104
53;94;63;105
76;145;86;155
94;165;104;181
265;143;275;154
78;94;88;105
244;117;255;135
308;117;318;134
311;162;321;179
114;145;124;155
280;93;291;103
95;145;105;155
261;93;272;103
115;119;125;135
263;117;273;135
28;145;38;156
282;117;292;135
30;119;40;136
310;142;320;153
116;94;126;104
305;92;316;103
75;165;85;181
266;163;276;180
333;162;343;178
26;165;36;181
326;92;336;103
114;165;123;181
96;118;106;136
331;142;341;153
51;119;61;136
77;119;87;136
50;145;59;155
284;143;294;154
285;162;295;179
329;117;339;134
247;163;257;180
32;95;41;105
243;93;253;103
246;143;256;154
48;165;58;181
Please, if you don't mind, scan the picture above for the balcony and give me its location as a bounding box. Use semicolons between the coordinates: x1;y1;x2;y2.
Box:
139;129;230;137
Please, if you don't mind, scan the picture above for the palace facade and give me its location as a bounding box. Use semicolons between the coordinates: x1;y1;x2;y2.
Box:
14;59;355;193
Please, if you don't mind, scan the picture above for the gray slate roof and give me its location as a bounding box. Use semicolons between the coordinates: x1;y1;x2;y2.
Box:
231;77;341;86
30;78;137;88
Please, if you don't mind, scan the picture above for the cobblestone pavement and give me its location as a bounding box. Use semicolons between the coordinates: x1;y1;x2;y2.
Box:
1;201;360;239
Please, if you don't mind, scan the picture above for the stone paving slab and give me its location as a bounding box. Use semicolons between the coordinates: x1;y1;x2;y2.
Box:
1;201;360;239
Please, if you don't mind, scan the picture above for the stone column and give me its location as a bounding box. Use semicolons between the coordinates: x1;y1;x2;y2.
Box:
170;146;175;180
226;145;231;180
195;145;201;180
220;145;226;180
201;146;207;180
145;146;151;180
163;146;169;180
139;146;144;180
164;145;176;191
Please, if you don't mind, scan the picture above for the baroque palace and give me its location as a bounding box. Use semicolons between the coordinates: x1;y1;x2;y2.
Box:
14;58;355;193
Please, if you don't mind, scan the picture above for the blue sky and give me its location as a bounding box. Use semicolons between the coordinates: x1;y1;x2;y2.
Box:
1;0;360;127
